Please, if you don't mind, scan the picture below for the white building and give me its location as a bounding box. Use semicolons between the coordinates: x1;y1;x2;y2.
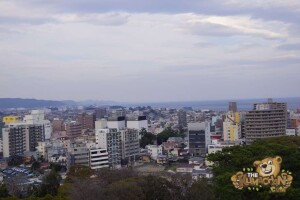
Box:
286;129;296;136
145;145;163;160
95;129;121;168
127;116;148;131
89;148;109;170
24;110;52;139
107;117;126;130
223;112;241;142
95;119;108;130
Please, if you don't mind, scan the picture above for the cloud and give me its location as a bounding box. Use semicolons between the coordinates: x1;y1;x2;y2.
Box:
277;43;300;51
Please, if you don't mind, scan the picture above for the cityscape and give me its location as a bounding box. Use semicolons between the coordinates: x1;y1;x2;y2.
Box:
0;98;299;199
1;0;300;199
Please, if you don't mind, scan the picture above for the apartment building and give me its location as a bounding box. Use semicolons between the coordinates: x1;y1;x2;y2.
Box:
245;99;287;142
95;129;121;168
2;124;45;157
120;128;140;161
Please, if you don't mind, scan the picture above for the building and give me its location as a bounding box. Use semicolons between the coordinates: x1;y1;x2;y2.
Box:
177;110;187;128
67;142;109;169
187;122;211;156
245;99;287;142
52;118;64;132
2;116;22;124
89;148;109;170
23;110;52;139
120;128;140;162
77;113;96;130
95;108;107;119
95;119;108;130
223;112;241;141
65;121;82;139
127;116;148;131
2;124;45;157
229;102;237;112
107;116;126;130
95;129;121;168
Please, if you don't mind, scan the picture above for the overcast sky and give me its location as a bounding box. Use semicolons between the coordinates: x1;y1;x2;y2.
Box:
0;0;299;102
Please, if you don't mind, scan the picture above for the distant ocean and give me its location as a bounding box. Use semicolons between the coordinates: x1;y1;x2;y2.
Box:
123;97;300;111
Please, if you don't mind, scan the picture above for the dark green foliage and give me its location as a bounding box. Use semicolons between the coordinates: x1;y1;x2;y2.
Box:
156;127;185;145
0;183;9;198
140;132;156;148
207;136;300;200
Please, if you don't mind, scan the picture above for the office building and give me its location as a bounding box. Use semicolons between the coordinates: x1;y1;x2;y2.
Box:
245;99;287;142
188;122;211;156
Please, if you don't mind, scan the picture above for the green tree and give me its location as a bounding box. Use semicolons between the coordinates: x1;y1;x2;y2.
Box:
207;136;300;200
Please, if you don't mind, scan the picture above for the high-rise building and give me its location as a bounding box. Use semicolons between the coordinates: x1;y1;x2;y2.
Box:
65;122;82;139
229;102;237;112
95;129;121;168
95;108;107;119
120;129;140;162
127;116;148;131
2;124;45;157
187;122;211;156
77;113;96;130
223;112;241;141
107;116;126;130
52;118;64;132
178;110;187;128
23;110;52;139
245;99;287;142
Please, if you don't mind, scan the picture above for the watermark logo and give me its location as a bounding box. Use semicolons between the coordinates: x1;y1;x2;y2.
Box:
231;156;293;193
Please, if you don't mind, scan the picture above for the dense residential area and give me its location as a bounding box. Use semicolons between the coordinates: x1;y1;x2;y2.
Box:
0;99;299;199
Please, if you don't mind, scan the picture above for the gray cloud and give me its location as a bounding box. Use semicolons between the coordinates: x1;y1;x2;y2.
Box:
277;43;300;51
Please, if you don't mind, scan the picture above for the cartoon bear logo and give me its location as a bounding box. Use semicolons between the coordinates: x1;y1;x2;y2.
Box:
253;156;282;177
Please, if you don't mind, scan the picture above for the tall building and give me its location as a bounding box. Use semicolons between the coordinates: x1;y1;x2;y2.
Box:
223;112;241;141
77;113;96;130
127;116;148;131
177;110;187;128
2;124;45;157
120;129;140;162
187;122;211;156
107;116;126;130
95;108;107;119
65;122;82;139
52;118;64;132
229;102;237;112
245;99;287;142
23;110;52;139
95;129;121;168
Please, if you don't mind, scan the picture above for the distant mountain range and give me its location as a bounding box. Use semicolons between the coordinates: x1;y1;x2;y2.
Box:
0;98;75;109
0;97;299;110
0;98;118;109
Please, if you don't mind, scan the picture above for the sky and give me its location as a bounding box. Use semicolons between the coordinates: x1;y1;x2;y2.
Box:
0;0;299;102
